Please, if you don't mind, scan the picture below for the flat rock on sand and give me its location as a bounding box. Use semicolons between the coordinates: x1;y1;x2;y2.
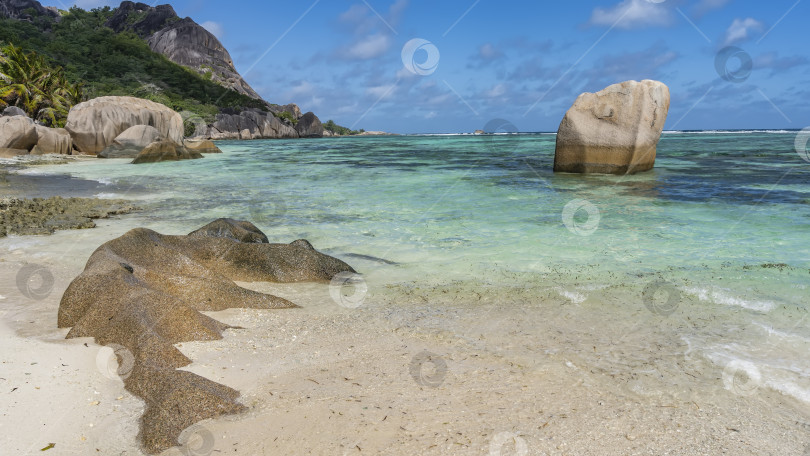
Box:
0;196;136;237
57;218;356;453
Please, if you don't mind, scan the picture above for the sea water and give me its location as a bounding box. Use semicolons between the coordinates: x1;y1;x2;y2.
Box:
17;131;810;410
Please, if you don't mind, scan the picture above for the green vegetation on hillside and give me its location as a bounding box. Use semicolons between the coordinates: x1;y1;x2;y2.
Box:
273;110;298;125
0;43;83;127
0;6;265;125
323;119;363;136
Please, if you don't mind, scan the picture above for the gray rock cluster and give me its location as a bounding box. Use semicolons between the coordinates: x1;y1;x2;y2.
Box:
0;110;72;157
197;106;325;140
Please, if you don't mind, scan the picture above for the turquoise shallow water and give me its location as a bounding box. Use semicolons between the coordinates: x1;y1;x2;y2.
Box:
20;131;810;407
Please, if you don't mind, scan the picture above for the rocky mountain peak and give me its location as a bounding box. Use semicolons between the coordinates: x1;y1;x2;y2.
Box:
0;0;58;20
104;1;178;37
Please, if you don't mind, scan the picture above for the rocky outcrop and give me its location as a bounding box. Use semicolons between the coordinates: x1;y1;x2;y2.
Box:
104;1;178;37
0;115;37;150
295;111;324;138
99;124;164;158
31;125;72;155
65;96;184;155
203;108;300;140
554;80;670;175
58;219;355;453
0;0;58;20
147;17;262;100
2;106;27;117
183;139;221;153
131;139;202;164
0;197;135;237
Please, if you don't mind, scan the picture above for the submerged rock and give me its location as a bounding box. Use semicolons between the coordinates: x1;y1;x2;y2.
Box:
554;80;670;175
0;197;136;237
65;96;184;155
131;139;202;164
58;219;356;453
183;139;222;154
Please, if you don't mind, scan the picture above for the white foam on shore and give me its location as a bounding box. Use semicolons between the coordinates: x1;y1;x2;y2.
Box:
556;288;587;304
682;286;776;312
766;380;810;404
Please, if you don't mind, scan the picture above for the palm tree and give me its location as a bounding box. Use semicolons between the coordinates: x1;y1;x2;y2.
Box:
0;43;84;127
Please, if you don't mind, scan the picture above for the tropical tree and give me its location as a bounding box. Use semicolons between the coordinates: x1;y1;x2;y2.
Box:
0;43;84;126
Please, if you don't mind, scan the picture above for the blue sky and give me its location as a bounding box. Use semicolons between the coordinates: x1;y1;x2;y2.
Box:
52;0;809;133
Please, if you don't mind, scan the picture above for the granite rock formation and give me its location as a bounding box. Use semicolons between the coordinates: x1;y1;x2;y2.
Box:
131;139;202;164
0;0;58;20
295;111;325;138
554;80;670;175
65;96;184;155
58;218;356;453
99;125;164;158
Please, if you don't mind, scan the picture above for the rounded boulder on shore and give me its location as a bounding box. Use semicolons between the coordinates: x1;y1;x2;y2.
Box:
65;96;184;155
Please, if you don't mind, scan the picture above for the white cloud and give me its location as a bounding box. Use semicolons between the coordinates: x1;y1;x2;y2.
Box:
693;0;731;16
589;0;672;29
287;81;315;98
366;84;396;99
200;21;224;40
343;34;391;60
723;17;764;46
485;84;506;98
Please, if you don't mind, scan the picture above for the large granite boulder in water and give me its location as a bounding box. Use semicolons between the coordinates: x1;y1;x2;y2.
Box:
295;111;325;138
554;80;670;175
0;115;37;150
183;138;222;154
65;96;184;155
131;139;202;164
58;218;356;453
99;124;164;158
